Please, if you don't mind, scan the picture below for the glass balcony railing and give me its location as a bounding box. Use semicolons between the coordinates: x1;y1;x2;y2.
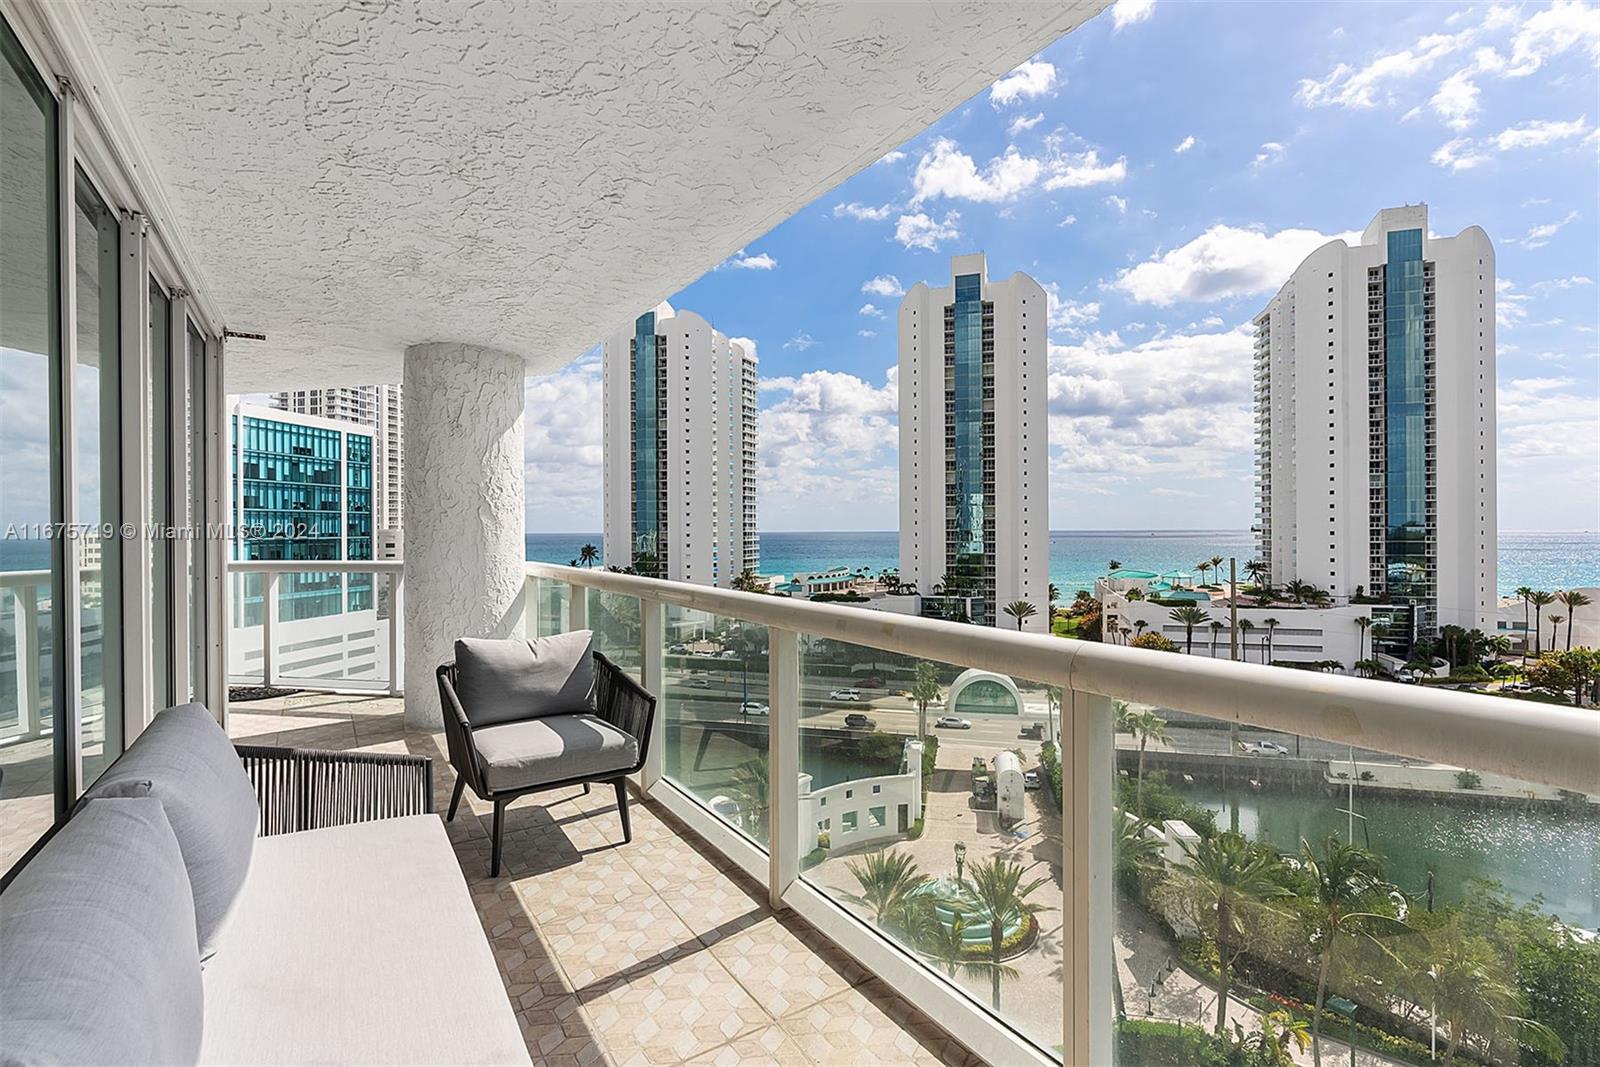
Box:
226;561;403;694
520;561;1599;1067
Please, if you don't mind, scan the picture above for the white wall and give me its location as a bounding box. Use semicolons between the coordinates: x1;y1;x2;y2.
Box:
801;740;923;860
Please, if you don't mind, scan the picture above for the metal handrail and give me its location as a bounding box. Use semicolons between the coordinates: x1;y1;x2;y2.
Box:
528;561;1599;795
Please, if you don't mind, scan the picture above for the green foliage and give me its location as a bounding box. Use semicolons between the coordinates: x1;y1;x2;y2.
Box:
1115;1019;1237;1067
1117;770;1219;837
1039;740;1063;814
1455;769;1483;790
1526;647;1600;706
1131;631;1180;652
809;590;867;602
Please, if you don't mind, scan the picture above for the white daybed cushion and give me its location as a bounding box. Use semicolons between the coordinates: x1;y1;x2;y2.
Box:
198;814;530;1066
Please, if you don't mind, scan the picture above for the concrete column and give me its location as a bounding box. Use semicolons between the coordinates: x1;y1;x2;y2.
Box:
402;343;525;727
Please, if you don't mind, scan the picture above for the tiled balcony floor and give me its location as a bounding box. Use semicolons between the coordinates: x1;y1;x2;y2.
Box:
227;691;986;1067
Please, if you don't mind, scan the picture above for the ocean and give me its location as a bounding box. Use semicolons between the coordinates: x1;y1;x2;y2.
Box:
526;529;1600;599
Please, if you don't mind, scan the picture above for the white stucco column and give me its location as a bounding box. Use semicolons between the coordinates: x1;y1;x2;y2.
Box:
402;343;526;727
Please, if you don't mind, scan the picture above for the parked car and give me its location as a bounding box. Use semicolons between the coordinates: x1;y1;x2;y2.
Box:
855;677;885;689
719;649;740;659
935;716;972;730
1018;723;1044;740
740;701;769;716
683;676;712;689
1240;740;1289;756
1022;771;1041;791
843;713;877;730
828;688;862;701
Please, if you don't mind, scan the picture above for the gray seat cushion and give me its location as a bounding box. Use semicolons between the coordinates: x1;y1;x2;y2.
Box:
199;815;529;1066
455;630;596;727
473;713;638;793
84;701;259;959
1;797;203;1066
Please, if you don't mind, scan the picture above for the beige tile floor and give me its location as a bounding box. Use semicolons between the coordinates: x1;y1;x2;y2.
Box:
227;691;987;1067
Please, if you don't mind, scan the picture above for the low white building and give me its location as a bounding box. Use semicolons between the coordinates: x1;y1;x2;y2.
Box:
802;739;923;860
992;750;1025;823
1496;587;1600;654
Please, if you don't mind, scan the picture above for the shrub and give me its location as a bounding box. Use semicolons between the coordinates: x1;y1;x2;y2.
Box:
1130;631;1180;653
1456;769;1483;790
1039;740;1064;814
816;830;830;849
1114;1019;1235;1067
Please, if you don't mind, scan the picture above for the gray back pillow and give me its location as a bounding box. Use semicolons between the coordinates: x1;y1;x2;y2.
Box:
455;630;596;727
1;796;203;1066
84;701;259;960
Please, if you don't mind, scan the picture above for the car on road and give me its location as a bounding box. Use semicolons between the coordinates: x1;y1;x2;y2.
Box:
683;676;712;689
719;649;740;659
1022;771;1041;791
828;688;863;701
843;713;877;730
1240;740;1289;756
740;701;769;716
855;677;885;689
1018;723;1044;740
935;715;972;730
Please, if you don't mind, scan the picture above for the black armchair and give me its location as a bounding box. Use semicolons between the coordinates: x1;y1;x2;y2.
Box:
437;651;657;876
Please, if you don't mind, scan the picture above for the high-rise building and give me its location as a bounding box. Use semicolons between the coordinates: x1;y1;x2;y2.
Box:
272;385;404;534
898;253;1048;631
1253;205;1496;640
602;303;759;587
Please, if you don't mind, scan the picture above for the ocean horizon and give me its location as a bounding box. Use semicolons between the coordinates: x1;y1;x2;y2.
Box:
526;528;1600;599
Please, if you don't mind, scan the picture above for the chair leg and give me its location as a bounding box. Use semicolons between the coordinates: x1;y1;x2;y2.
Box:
613;779;631;844
490;798;506;877
447;776;466;822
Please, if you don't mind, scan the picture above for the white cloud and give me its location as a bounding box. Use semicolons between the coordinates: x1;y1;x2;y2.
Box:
721;249;776;270
990;58;1057;106
1173;135;1196;154
1429;69;1482;129
1498;0;1600;76
1492;115;1591;150
1514;210;1581;249
877;150;906;165
1251;141;1286;167
861;275;904;298
857;329;877;338
1058;214;1078;227
910;137;1126;205
1041;149;1128;189
758;368;900;524
1296;27;1475;109
1043;282;1101;336
784;333;817;351
1111;0;1157;31
1007;112;1045;137
1104;195;1128;215
1431;137;1491;170
894;211;961;251
1497;277;1530;329
833;201;895;222
1110;223;1353;306
1533;274;1595;289
859;302;886;318
524;356;604;526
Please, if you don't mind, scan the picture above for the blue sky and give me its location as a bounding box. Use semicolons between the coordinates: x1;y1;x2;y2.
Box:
524;0;1600;534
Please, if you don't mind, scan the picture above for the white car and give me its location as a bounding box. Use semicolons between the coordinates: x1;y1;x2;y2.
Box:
740;701;769;716
682;676;712;689
829;688;862;701
1241;740;1289;756
1023;771;1041;790
935;716;972;730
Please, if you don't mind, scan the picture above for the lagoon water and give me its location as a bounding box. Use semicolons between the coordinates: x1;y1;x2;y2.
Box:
526;529;1599;598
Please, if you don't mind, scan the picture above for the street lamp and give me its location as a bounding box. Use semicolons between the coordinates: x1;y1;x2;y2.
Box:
953;841;967;883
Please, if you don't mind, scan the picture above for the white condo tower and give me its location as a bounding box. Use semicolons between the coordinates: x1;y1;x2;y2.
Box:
602;303;759;588
898;253;1049;632
1253;205;1497;639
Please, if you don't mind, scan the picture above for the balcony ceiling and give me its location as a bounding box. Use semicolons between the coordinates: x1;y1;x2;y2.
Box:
64;1;1104;391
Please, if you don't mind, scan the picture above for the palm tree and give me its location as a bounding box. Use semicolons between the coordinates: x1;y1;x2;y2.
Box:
1514;585;1535;659
1208;619;1224;660
1238;619;1257;663
1128;709;1171;816
1557;590;1591;649
1238;1010;1312;1067
1108;559;1123;573
1048;583;1059;612
1195;560;1212;588
729;753;769;839
1285;579;1313;604
1174;832;1291;1036
1549;614;1564;652
1262;617;1281;664
1113;813;1162;892
1245;559;1270;588
1354;616;1372;662
845;849;929;928
1300;837;1408;1067
955;858;1053;1009
1134;620;1148;639
578;543;599;568
906;900;989;982
910;662;941;739
1529;591;1556;653
1002;600;1038;631
1424;914;1565;1064
1210;555;1225;588
1168;605;1211;653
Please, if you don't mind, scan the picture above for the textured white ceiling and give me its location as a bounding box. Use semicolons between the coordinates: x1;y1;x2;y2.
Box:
69;1;1102;391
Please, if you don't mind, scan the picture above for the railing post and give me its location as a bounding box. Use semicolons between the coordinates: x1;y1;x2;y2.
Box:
261;570;278;688
523;575;539;637
638;596;664;793
13;586;39;739
388;571;403;697
768;627;800;910
1062;688;1114;1066
567;581;587;631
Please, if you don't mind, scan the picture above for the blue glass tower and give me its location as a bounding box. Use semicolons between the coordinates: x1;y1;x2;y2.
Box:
1382;228;1430;602
631;311;662;574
